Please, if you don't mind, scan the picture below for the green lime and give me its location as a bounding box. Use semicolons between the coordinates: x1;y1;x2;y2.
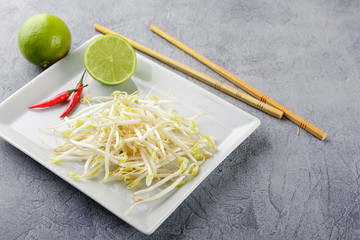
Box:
84;34;137;85
18;14;71;67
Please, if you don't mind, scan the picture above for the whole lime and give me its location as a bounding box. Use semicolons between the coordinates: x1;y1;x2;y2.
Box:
18;14;71;67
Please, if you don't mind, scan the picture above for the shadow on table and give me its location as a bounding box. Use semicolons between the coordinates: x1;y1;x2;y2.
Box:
149;131;271;237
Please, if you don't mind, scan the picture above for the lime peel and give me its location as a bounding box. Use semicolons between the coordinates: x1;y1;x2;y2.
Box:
18;13;71;67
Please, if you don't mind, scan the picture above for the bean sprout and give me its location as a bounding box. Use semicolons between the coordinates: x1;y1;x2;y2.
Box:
48;91;217;214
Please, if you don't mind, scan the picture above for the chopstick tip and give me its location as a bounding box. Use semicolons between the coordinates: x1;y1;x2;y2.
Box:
321;133;327;141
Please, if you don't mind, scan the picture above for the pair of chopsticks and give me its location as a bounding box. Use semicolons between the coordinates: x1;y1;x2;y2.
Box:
94;24;326;140
94;24;282;119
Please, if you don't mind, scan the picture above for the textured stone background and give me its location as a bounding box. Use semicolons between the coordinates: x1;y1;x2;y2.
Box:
1;0;360;239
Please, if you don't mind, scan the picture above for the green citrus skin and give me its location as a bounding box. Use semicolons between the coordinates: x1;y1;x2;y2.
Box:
84;34;137;85
18;14;71;67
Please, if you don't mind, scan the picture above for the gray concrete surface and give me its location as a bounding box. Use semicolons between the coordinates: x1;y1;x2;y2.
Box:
1;0;360;239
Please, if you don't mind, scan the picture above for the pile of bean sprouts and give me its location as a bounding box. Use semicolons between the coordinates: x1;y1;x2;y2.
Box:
48;91;217;214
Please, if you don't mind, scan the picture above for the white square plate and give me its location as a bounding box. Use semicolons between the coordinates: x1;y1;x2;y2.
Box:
0;35;260;235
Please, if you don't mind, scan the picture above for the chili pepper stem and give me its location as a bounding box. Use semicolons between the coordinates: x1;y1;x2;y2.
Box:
78;70;86;86
66;84;88;95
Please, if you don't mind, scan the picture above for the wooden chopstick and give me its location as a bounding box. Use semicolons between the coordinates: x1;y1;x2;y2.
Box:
94;24;283;119
150;25;326;141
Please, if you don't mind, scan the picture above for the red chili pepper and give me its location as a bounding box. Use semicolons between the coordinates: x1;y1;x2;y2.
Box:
29;85;87;109
60;71;86;118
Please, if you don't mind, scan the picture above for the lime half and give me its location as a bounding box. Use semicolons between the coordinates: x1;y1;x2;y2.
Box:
84;34;137;85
